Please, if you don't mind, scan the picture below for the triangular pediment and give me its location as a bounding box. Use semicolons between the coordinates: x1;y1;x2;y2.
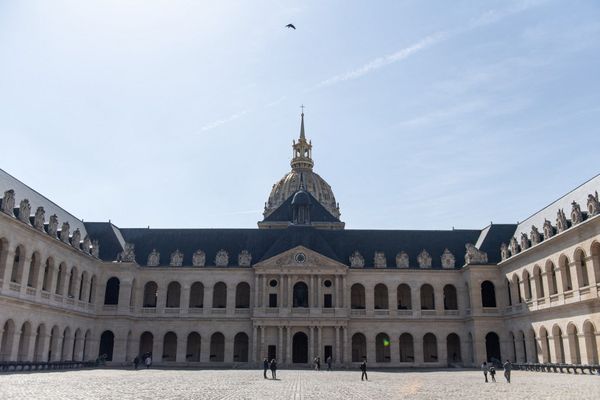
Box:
255;245;347;271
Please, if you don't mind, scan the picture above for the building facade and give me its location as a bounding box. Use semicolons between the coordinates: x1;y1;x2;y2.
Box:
0;114;599;368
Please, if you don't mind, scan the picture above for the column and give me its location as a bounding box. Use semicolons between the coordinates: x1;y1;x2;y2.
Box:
388;286;396;315
343;276;349;309
366;332;375;363
39;333;51;362
262;275;269;308
51;334;63;361
119;280;132;312
20;254;32;292
343;327;349;364
316;276;321;309
434;284;443;312
278;326;283;360
180;283;190;312
412;285;421;316
515;335;526;363
288;276;293;309
414;334;424;365
254;275;259;308
260;326;266;359
176;334;187;363
335;326;340;364
252;326;258;363
286;326;291;365
335;276;340;308
112;334;127;363
153;333;164;363
389;335;399;364
224;333;234;363
569;261;580;292
279;274;284;308
308;326;314;362
317;326;322;359
0;247;15;288
226;284;236;315
203;285;213;314
438;336;447;366
200;334;211;363
25;332;37;361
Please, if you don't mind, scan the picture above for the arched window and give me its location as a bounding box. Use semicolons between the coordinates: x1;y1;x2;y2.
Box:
423;333;437;362
163;332;177;362
10;245;24;284
420;284;434;310
139;332;153;357
481;281;496;307
17;322;32;361
351;333;366;362
443;284;457;310
210;332;225;362
374;284;388;310
212;282;227;308
189;282;204;308
186;332;201;362
574;249;590;287
104;277;120;305
143;281;158;307
55;263;66;295
552;325;565;363
293;282;309;308
559;255;573;291
233;332;249;362
375;333;391;362
447;333;461;364
583;321;599;364
98;330;114;361
513;275;522;303
350;284;365;309
235;282;250;308
42;258;53;292
506;279;512;306
397;284;411;310
88;275;96;303
522;270;532;300
166;281;181;308
547;261;558;295
0;320;16;361
27;252;40;288
485;332;501;362
399;333;414;362
533;266;544;299
591;242;600;285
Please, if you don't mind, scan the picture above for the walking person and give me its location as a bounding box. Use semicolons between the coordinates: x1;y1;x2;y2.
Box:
270;358;277;379
133;356;140;370
316;357;321;371
360;357;368;381
326;356;332;371
489;365;496;382
481;361;489;383
503;360;512;383
263;358;269;379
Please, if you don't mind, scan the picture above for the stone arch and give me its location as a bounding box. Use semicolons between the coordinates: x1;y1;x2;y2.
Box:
104;277;120;305
552;325;565;363
423;333;438;362
558;254;573;291
233;332;249;362
583;320;599;364
485;331;501;362
351;333;366;362
17;321;32;361
293;331;309;363
210;332;225;362
186;332;201;362
189;282;204;308
235;282;250;308
443;284;458;310
590;241;600;284
505;278;512;306
42;257;54;292
88;275;97;303
143;281;158;307
10;245;26;284
55;262;67;295
397;284;411;310
49;325;61;361
574;248;590;288
420;284;435;310
481;280;496;307
532;265;544;299
0;319;16;361
163;332;177;362
566;323;581;364
546;260;558;295
166;281;181;308
27;251;41;288
98;330;114;361
512;274;522;303
61;327;72;361
213;282;227;308
375;332;391;362
33;323;46;362
72;328;83;361
399;333;414;362
350;283;365;309
139;331;153;357
539;326;551;363
508;331;516;362
374;284;388;309
67;266;78;298
79;271;88;301
522;270;532;300
293;281;309;308
447;333;461;364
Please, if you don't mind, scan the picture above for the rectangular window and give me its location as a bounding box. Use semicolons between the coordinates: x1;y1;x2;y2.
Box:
323;294;332;308
269;293;278;308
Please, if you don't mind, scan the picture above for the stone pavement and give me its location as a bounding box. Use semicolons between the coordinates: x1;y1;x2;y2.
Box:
0;368;599;399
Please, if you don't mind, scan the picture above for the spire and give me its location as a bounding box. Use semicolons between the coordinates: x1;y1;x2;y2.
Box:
300;105;306;140
290;107;314;171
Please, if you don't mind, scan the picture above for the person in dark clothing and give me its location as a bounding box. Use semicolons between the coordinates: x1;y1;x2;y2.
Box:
360;358;368;381
481;361;489;382
503;360;512;383
270;359;277;379
489;366;496;382
263;358;269;379
133;356;140;370
316;357;321;371
326;356;332;371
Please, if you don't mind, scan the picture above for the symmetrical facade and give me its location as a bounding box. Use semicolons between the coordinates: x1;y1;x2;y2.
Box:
0;114;598;368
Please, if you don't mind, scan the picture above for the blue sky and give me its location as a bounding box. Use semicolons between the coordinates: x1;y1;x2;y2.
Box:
1;0;599;230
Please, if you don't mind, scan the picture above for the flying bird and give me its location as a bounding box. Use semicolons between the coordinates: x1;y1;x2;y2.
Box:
285;24;296;30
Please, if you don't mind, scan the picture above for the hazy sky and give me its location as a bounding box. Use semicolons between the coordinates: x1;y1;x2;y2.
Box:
1;0;599;230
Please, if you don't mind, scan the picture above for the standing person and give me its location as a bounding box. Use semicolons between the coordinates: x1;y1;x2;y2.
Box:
270;358;277;379
360;358;368;381
144;355;152;369
503;360;512;383
326;356;332;371
133;355;140;370
481;361;489;382
316;357;321;371
263;358;269;379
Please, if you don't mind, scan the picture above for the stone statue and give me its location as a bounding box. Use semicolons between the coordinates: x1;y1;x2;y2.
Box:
373;251;387;268
71;229;81;249
349;251;364;268
500;243;509;261
465;243;488;264
18;199;31;224
82;236;92;254
571;201;583;225
147;249;160;266
417;250;432;268
238;250;252;267
1;189;15;216
556;208;568;233
395;251;409;268
33;207;45;231
170;250;184;267
520;233;529;251
91;240;100;258
441;249;455;269
48;214;59;238
215;249;229;267
192;250;206;267
530;225;541;246
587;192;599;216
543;219;554;239
59;222;70;243
119;242;135;263
509;236;520;256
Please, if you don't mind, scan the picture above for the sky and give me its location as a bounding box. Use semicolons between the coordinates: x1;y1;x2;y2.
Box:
0;0;599;230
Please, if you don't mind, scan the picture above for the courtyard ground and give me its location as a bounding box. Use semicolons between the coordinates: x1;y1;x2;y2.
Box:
0;368;598;399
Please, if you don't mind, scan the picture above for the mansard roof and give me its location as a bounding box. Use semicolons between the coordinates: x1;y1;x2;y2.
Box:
262;190;340;224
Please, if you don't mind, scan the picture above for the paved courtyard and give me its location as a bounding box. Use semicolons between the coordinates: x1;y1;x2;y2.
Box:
0;368;599;399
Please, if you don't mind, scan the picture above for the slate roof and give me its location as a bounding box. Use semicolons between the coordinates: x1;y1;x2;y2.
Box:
262;190;340;223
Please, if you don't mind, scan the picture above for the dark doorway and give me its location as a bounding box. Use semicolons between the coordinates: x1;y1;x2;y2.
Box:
293;282;309;308
485;332;501;362
98;330;114;361
268;345;277;361
292;332;308;363
323;294;332;308
324;345;332;361
269;293;278;308
104;277;120;305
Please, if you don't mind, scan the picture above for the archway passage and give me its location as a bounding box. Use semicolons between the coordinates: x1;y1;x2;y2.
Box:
292;332;308;363
485;332;501;362
99;331;115;361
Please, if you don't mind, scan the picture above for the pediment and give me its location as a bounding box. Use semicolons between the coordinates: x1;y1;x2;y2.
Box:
254;245;346;271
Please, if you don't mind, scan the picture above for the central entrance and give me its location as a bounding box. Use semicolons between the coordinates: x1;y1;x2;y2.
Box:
292;332;308;363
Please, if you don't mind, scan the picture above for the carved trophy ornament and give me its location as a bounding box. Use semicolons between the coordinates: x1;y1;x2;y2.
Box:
417;250;432;268
509;237;520;256
530;225;541;246
59;222;70;243
215;249;229;267
500;243;509;261
170;250;184;267
71;229;81;249
556;209;568;233
48;214;59;238
441;249;455;269
465;243;488;264
571;201;583;225
238;250;252;267
587;192;599;216
18;199;31;224
543;219;554;240
1;189;15;216
192;250;206;267
147;249;160;266
349;251;364;268
119;242;136;263
91;240;100;258
33;207;45;231
396;251;409;268
82;236;92;254
520;233;529;251
373;251;387;268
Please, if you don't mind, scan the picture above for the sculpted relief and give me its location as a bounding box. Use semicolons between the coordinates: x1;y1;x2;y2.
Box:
18;199;31;224
170;250;184;267
373;251;387;268
1;189;15;216
192;250;206;267
417;250;432;269
465;243;488;264
147;249;160;266
396;251;409;268
238;250;252;267
215;249;229;267
119;243;136;263
543;219;554;240
349;251;364;268
440;249;455;269
34;207;45;230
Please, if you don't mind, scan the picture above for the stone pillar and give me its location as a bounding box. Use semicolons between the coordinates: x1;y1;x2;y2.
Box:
434;284;443;312
308;326;314;362
412;286;421;316
153;332;164;363
50;334;62;361
203;285;214;313
224;333;233;363
112;334;127;363
473;338;487;364
278;326;283;361
9;331;21;361
38;333;51;362
438;336;447;367
569;261;580;291
176;333;187;363
279;274;284;308
317;326;322;359
226;284;236;315
414;335;424;365
201;333;211;363
262;275;269;308
180;284;190;312
335;326;340;365
25;332;36;361
343;327;349;365
366;331;375;363
286;326;291;365
389;334;399;364
515;335;526;363
1;247;16;290
20;255;32;292
119;280;132;313
253;275;259;308
342;276;348;308
388;286;396;315
540;272;550;299
461;335;472;366
252;326;258;363
260;326;266;360
365;284;374;316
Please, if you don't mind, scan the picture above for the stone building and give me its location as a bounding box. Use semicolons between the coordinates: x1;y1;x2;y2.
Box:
0;114;598;368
